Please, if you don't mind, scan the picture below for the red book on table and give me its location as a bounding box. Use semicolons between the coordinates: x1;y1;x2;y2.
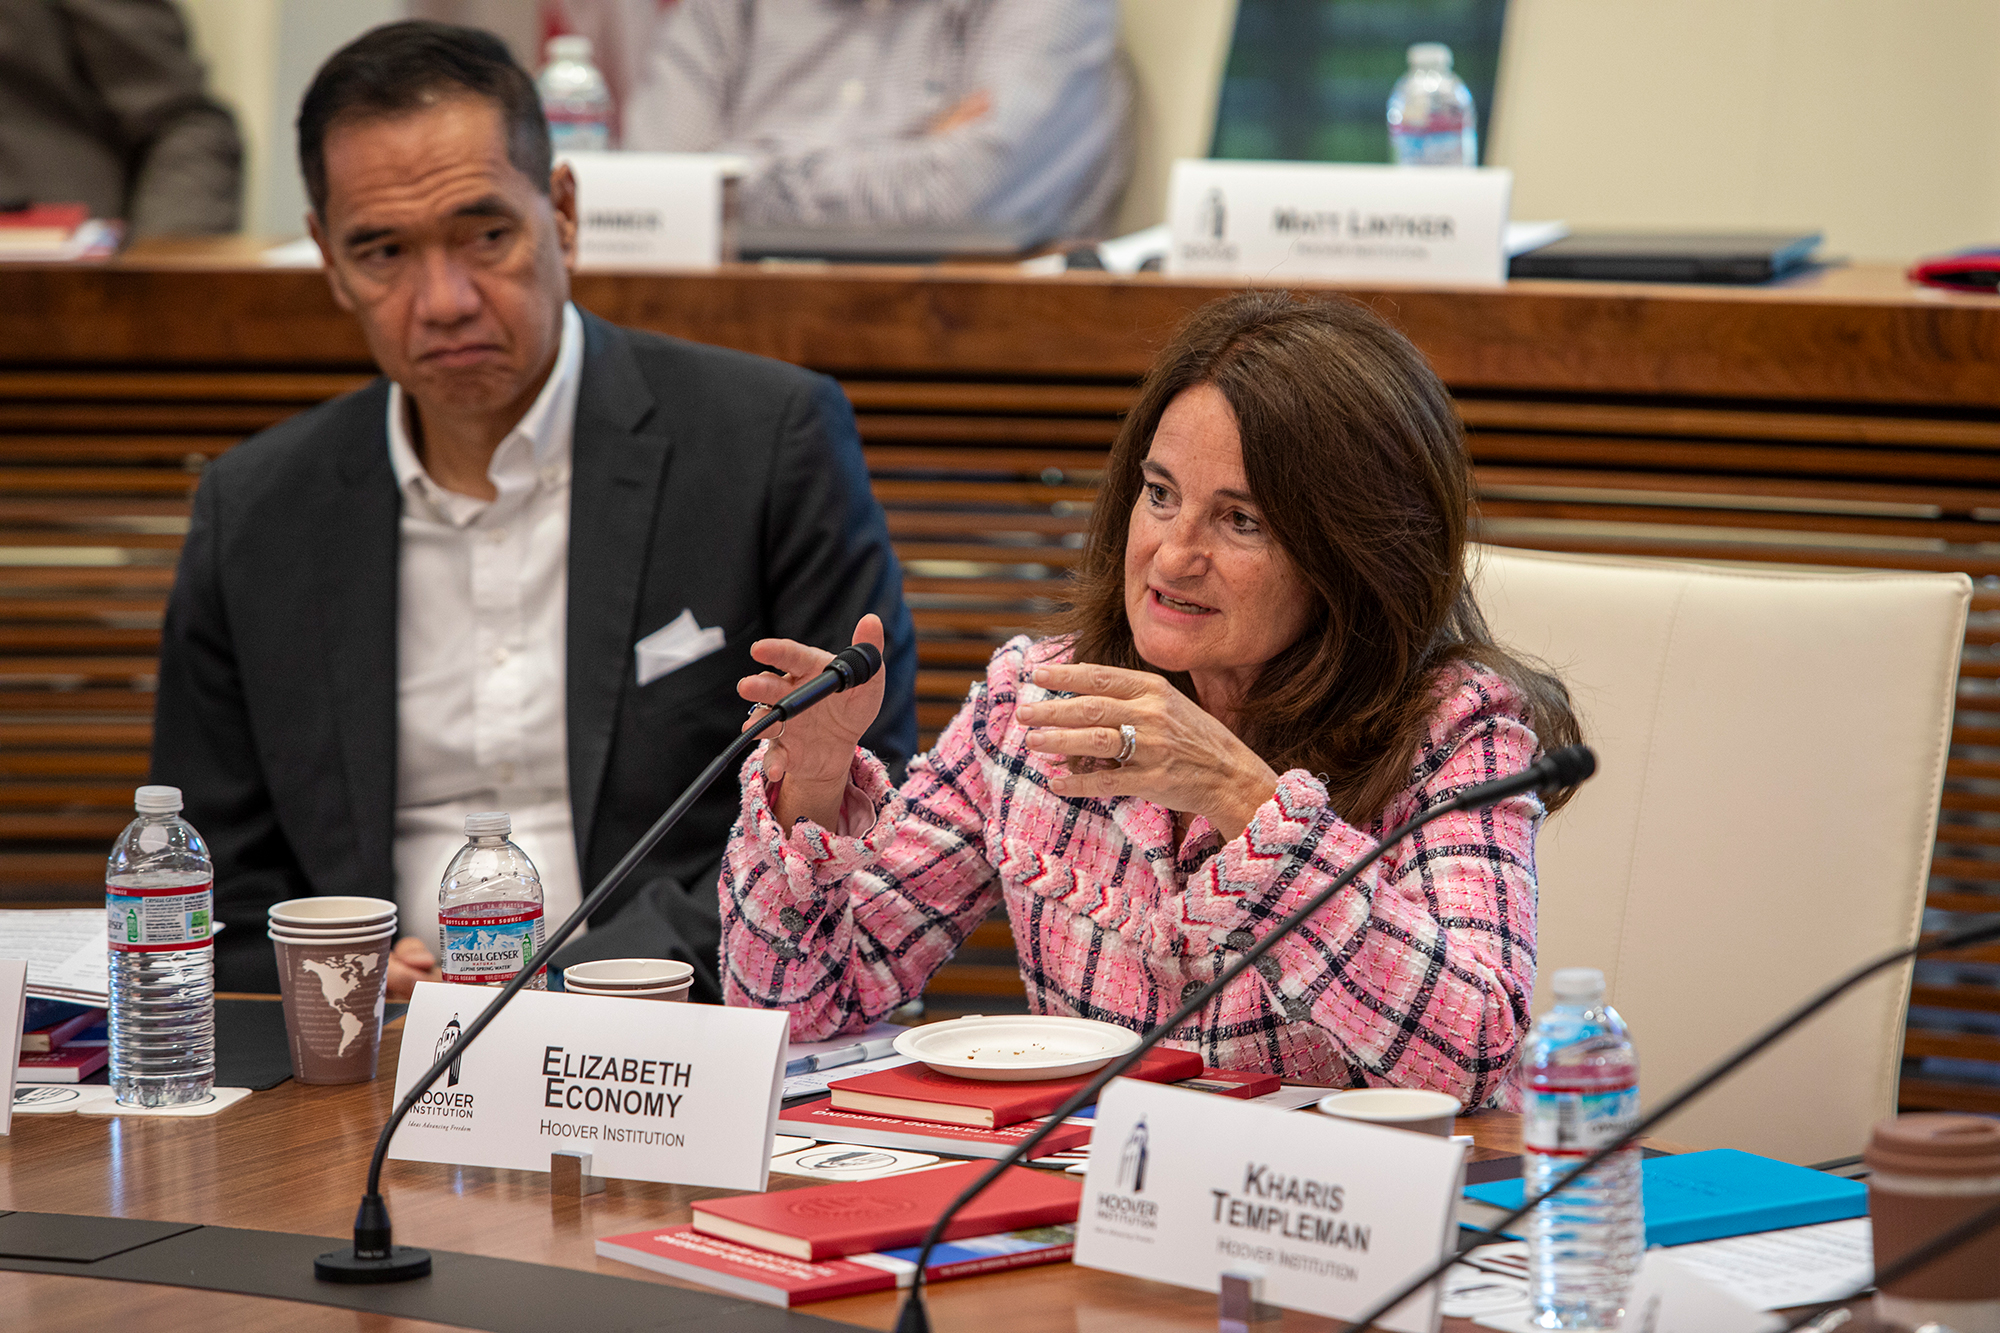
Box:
828;1046;1202;1128
0;203;89;249
0;203;88;230
17;1045;107;1083
1175;1067;1281;1099
19;1003;105;1053
690;1160;1081;1261
595;1222;1074;1306
777;1099;1093;1159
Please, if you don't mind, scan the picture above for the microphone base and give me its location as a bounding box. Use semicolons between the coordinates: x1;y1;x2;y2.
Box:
314;1245;433;1283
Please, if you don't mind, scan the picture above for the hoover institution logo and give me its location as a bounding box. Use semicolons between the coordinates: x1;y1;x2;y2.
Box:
1118;1117;1150;1193
1095;1116;1160;1236
1198;189;1226;242
1178;188;1238;265
410;1013;477;1123
435;1013;465;1087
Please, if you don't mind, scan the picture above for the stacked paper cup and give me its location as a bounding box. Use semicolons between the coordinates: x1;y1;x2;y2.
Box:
267;897;398;1083
561;958;694;1002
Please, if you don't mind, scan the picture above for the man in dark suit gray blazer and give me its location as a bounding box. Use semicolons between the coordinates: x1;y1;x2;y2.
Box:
150;22;915;1001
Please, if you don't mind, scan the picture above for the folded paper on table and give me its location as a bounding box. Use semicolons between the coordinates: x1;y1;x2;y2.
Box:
783;1052;913;1101
0;910;110;1004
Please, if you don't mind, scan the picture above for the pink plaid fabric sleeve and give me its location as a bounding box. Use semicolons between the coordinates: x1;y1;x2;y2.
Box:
719;683;1009;1041
719;637;1542;1107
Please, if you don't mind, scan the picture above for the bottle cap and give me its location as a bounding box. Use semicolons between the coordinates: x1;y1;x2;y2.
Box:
1408;42;1453;70
134;785;182;815
547;35;592;62
1550;967;1605;1003
465;811;511;836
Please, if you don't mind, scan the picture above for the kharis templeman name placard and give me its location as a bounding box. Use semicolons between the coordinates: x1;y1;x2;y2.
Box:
389;981;789;1191
1074;1081;1467;1333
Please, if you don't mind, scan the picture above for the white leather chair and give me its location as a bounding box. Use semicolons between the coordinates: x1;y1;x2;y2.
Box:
1111;0;1241;235
1470;546;1969;1164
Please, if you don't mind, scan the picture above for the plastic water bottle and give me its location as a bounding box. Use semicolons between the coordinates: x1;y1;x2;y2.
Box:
1387;42;1478;166
106;785;214;1107
1521;967;1643;1330
537;35;613;153
437;811;546;989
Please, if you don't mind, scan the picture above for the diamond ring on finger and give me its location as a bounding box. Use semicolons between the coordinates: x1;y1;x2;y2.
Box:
1112;723;1138;766
746;702;786;740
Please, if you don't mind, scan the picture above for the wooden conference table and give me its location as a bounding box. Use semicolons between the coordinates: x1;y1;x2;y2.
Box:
0;1006;1546;1333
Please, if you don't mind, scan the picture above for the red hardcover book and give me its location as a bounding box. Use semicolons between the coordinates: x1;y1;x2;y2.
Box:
690;1160;1081;1261
20;1004;106;1054
1175;1067;1282;1099
17;1045;108;1083
0;203;88;242
595;1223;1074;1306
778;1099;1093;1159
828;1046;1202;1128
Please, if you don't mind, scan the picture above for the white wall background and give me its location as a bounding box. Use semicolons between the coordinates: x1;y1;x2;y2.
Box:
1489;0;2000;262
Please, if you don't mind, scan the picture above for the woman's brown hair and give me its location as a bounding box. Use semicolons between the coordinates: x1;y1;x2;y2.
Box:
1058;290;1581;823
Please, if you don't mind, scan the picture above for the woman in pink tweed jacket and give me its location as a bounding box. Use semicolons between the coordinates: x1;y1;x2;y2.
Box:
724;293;1580;1109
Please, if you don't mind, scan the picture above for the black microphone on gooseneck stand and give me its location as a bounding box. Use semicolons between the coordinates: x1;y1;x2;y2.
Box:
889;744;1599;1333
313;642;884;1283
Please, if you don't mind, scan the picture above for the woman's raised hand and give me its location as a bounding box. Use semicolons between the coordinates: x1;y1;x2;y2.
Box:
738;614;886;830
1017;662;1281;842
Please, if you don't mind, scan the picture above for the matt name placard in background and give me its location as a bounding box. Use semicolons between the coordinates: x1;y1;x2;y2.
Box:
389;982;788;1191
1075;1082;1466;1333
1166;159;1511;287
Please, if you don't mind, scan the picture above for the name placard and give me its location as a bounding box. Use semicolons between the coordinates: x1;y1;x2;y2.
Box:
559;151;744;271
0;959;22;1134
389;982;788;1191
1165;159;1511;286
1074;1081;1465;1333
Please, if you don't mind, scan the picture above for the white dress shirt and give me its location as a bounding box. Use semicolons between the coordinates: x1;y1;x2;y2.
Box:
386;302;587;956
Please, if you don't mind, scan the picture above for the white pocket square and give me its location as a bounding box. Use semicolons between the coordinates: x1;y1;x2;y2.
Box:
635;609;726;686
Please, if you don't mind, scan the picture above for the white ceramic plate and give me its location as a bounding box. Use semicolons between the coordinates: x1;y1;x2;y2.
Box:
892;1015;1142;1082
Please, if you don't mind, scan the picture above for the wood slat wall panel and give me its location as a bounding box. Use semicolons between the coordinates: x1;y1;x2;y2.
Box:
1456;398;2000;450
1477;464;2000;511
0;372;235;907
0;404;291;432
0;691;155;713
0;371;369;400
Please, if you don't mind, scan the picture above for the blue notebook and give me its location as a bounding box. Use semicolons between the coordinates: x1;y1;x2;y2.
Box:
1463;1149;1867;1247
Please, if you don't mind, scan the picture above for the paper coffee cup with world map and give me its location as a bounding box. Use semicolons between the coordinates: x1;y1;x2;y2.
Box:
273;930;392;1084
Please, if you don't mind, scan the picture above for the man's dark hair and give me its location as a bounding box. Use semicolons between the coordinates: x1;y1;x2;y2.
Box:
297;21;551;217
